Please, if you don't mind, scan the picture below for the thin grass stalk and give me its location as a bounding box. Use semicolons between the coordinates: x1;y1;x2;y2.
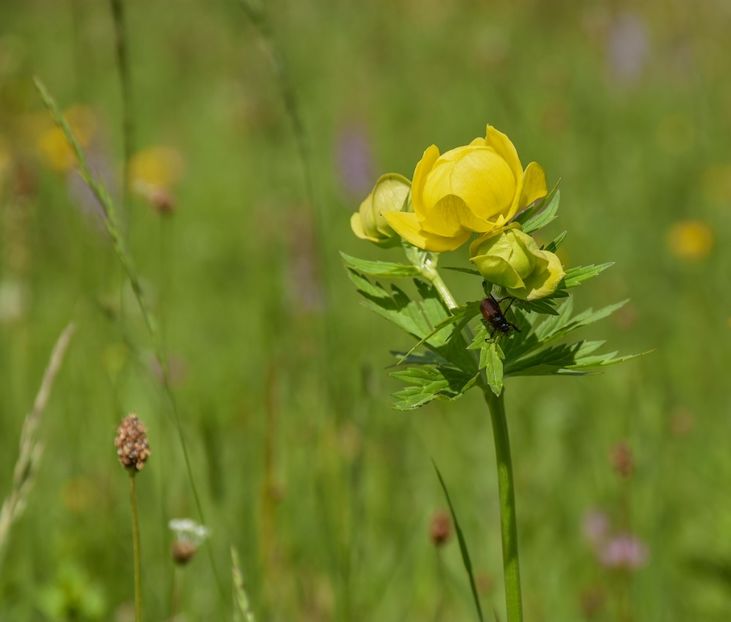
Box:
109;0;134;211
129;474;143;622
33;78;223;595
0;322;76;568
237;0;315;214
232;546;256;622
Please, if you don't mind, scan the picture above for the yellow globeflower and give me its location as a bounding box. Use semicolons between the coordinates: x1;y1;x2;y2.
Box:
385;125;548;252
36;105;96;172
666;220;713;261
470;224;565;300
350;173;410;245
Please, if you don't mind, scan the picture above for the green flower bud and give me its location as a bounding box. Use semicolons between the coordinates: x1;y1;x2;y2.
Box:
351;174;410;246
470;224;565;300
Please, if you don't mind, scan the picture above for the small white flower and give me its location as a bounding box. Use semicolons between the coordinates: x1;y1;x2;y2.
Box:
168;518;210;545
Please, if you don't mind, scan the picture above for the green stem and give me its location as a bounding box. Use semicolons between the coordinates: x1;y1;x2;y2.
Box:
414;254;524;622
427;269;459;311
109;0;134;211
129;474;143;622
483;389;523;622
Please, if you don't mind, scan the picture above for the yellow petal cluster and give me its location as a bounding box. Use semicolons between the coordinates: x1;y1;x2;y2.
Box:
470;225;565;300
36;105;96;172
666;220;714;261
350;173;410;246
383;125;547;252
129;146;184;193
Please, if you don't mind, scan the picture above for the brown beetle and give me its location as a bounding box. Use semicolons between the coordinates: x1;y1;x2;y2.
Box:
480;295;520;337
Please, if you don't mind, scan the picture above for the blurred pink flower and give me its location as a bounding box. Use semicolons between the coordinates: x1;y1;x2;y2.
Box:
599;534;648;570
335;123;374;199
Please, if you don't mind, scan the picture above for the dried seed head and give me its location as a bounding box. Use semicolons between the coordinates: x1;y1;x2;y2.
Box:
168;518;209;566
172;540;197;565
429;510;452;547
115;414;150;473
609;441;634;479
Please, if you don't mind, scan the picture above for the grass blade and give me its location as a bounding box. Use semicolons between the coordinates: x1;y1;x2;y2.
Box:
432;460;485;622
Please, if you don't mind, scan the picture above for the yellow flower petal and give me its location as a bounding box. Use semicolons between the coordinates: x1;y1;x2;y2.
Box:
351;212;377;242
411;145;440;218
519;162;548;208
485;125;522;182
423;147;516;220
384;211;469;252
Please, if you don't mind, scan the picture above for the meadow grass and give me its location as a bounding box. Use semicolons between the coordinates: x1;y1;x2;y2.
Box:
0;1;729;620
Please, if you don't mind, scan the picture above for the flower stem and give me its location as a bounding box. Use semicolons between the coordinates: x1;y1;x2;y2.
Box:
483;389;523;622
410;254;524;620
129;474;143;622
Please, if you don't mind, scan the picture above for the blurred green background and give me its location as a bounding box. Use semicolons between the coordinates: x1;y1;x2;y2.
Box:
1;0;730;620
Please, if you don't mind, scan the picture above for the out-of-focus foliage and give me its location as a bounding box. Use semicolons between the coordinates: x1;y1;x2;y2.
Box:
0;0;729;620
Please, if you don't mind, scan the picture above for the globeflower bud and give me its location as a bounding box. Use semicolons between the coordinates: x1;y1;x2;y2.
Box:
469;225;565;300
350;173;410;246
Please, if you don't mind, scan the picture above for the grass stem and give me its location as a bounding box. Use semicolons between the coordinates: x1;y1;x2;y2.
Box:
33;78;224;596
129;474;143;622
109;0;134;212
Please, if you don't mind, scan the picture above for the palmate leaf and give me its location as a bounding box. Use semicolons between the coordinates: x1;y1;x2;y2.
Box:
344;256;477;371
390;365;478;410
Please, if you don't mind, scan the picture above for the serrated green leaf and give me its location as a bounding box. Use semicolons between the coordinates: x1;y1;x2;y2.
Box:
505;338;647;376
467;324;488;350
568;350;651;370
432;462;485;622
516;187;560;234
513;297;560;316
389;350;443;366
396;300;481;364
482;342;504;395
390;365;478;410
563;262;614;288
544;231;567;253
340;252;420;277
346;268;390;299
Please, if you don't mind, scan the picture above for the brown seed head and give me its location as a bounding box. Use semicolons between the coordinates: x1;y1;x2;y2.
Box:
172;540;198;565
115;414;150;472
609;441;634;479
429;510;452;547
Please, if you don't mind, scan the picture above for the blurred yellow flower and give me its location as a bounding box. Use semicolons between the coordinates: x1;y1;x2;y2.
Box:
470;224;565;300
129;146;183;193
350;173;410;245
36;105;96;172
666;220;714;261
384;125;547;252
